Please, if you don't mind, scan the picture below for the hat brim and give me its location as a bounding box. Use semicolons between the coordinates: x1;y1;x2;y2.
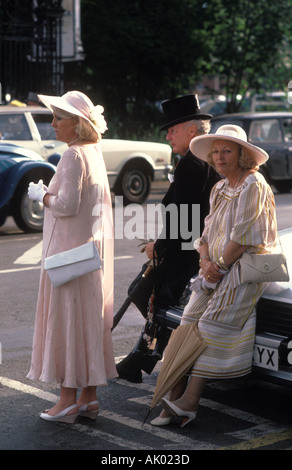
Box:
38;94;100;135
38;94;85;119
160;113;213;131
189;133;269;166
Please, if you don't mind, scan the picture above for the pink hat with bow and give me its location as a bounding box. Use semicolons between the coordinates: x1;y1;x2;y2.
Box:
38;90;107;135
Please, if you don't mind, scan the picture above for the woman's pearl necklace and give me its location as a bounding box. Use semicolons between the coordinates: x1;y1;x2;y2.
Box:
232;171;244;188
68;138;79;146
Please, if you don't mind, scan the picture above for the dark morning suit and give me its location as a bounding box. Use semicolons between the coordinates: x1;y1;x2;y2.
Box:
153;149;220;307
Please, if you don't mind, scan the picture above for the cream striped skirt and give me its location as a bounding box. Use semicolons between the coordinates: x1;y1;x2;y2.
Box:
181;275;265;379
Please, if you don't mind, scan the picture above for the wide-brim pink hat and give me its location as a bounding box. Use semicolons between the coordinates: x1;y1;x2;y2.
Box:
190;124;269;166
38;91;107;135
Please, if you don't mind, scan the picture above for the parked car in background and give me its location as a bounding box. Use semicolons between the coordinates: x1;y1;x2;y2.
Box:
0;106;172;204
211;112;292;193
0;143;55;232
0;106;63;159
97;138;172;205
199;92;290;116
155;227;292;387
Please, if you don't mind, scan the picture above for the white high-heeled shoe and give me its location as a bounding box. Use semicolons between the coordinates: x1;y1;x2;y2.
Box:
40;404;78;423
161;398;197;428
150;415;172;426
78;400;99;420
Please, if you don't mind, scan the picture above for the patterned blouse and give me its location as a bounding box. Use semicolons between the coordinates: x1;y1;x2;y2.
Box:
198;171;278;288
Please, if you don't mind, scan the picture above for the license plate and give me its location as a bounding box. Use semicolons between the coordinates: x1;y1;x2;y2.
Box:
253;344;279;371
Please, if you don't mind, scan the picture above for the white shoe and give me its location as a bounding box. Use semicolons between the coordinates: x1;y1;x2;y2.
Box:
40;404;78;423
161;398;197;428
150;416;172;426
78;400;99;420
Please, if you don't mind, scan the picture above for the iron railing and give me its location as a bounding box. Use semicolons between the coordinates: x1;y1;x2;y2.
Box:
0;0;64;103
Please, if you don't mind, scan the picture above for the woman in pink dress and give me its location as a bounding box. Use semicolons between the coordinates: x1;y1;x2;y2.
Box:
27;91;117;423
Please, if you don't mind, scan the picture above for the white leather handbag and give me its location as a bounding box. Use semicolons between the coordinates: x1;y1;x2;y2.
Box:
44;241;101;288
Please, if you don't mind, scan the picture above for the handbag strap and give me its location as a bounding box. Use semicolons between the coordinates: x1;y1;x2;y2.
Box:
44;218;95;258
275;231;284;254
45;218;57;258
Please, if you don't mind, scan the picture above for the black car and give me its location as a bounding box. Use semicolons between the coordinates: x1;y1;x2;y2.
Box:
211;112;292;193
154;227;292;386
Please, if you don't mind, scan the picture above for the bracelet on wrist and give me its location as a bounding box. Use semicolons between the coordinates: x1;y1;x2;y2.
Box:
199;255;209;265
216;256;230;271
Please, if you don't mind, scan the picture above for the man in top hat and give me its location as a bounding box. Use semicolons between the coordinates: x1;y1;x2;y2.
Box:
116;94;221;383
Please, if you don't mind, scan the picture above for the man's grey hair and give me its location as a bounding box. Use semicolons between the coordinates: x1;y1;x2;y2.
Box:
183;119;211;135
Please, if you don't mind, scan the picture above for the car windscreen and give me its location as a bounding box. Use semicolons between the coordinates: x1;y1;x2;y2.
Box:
0;114;31;140
210;120;245;134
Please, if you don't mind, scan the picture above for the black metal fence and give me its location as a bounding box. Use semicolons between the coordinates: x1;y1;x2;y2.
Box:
0;0;64;104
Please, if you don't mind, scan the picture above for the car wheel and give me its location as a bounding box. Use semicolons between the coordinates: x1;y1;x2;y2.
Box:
119;167;151;205
12;170;54;233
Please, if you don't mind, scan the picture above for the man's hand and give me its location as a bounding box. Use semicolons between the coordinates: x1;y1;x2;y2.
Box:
145;241;157;259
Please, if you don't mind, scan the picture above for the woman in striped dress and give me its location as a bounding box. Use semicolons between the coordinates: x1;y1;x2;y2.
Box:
151;124;278;428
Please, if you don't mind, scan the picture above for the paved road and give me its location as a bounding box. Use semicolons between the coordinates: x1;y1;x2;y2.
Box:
0;182;292;456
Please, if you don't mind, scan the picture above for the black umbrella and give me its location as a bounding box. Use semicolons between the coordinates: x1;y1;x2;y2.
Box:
112;263;153;330
112;238;156;331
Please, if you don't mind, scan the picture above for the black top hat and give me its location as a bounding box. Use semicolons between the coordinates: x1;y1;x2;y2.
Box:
160;94;212;130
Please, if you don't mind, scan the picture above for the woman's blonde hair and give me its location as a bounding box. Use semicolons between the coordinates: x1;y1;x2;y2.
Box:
52;106;100;142
206;145;259;171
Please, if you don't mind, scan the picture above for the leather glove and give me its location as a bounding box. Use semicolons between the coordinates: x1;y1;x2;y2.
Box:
28;179;47;202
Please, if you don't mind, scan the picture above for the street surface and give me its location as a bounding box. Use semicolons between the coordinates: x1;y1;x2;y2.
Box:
0;181;292;458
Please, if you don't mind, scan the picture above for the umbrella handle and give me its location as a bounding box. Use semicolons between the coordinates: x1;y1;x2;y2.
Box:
142;265;152;278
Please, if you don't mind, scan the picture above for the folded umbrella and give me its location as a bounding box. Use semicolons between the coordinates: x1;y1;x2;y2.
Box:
112;238;156;331
112;264;152;330
147;321;206;413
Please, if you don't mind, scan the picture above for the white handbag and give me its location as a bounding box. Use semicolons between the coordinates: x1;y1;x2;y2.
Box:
44;241;101;288
239;252;289;284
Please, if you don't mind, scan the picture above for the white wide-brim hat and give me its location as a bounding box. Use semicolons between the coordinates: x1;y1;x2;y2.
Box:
190;124;269;166
38;91;107;135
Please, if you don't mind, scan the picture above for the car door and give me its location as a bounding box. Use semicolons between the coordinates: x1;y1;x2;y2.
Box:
248;117;292;192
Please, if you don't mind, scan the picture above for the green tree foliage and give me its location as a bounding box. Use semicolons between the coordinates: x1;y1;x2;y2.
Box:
78;0;209;138
65;0;292;138
202;0;292;111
